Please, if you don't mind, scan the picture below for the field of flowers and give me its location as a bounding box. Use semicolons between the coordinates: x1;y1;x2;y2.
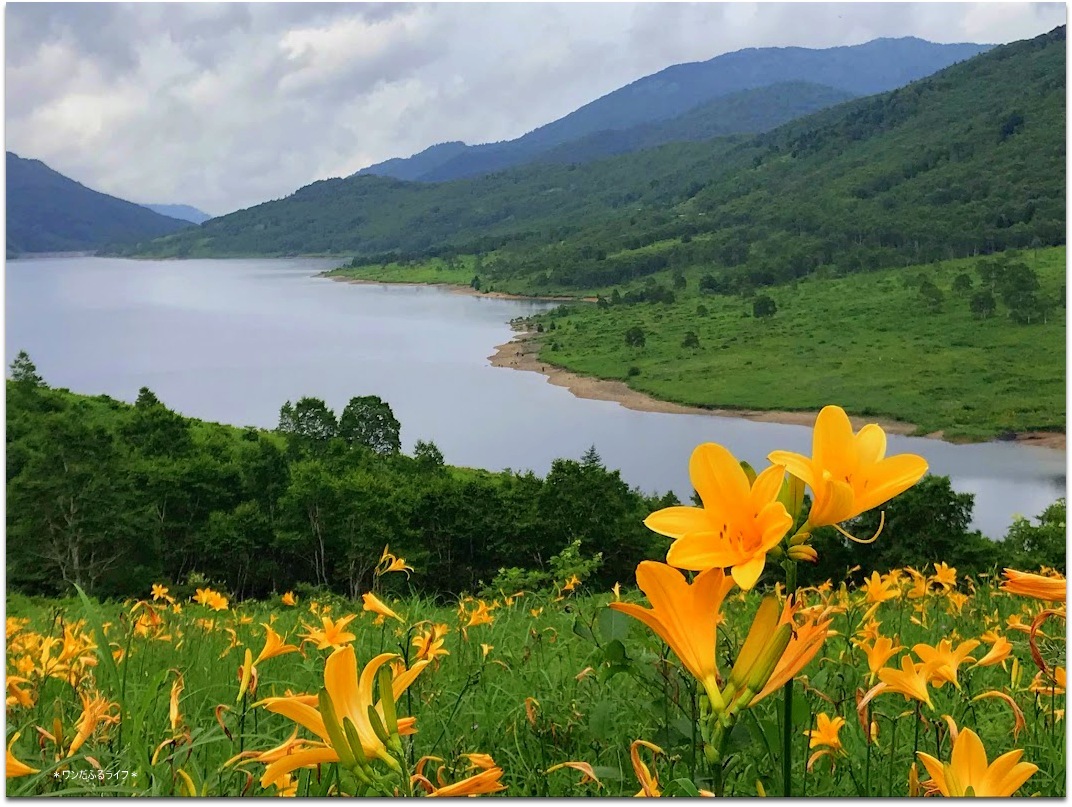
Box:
6;407;1066;797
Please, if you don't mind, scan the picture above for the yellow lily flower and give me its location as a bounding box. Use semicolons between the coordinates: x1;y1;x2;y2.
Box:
362;593;404;623
805;712;846;752
857;636;903;684
912;639;979;690
547;760;604;789
67;691;121;757
610;562;829;715
6;732;39;778
375;545;414;578
170;674;185;733
1001;568;1066;602
412;623;451;664
300;615;357;650
630;740;663;797
412;764;507;797
257;645;428;784
255;625;302;666
645;443;792;590
930;562;958;590
917;726;1038;796
609;562;734;708
768;405;928;533
875;656;934;709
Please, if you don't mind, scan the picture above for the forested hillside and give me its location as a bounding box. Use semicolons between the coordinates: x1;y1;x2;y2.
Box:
361;37;988;182
5;364;669;601
8;359;1061;602
126;27;1063;283
6;153;191;255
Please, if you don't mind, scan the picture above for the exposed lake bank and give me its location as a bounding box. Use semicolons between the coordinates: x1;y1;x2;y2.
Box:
325;272;596;303
490;325;1067;452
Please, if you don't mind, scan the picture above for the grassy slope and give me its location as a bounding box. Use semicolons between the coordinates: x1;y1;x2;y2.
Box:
530;248;1065;440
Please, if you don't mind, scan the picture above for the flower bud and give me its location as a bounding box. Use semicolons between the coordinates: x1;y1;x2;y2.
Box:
788;544;819;563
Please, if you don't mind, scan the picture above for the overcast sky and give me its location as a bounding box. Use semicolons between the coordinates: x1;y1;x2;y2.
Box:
5;2;1065;216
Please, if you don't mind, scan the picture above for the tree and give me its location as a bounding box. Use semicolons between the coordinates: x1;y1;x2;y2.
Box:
1002;498;1066;572
470;275;481;291
10;351;43;386
624;326;646;348
752;295;777;318
338;396;402;455
696;304;709;317
610;288;622;305
918;280;944;312
969;290;996;319
278;398;338;452
681;331;700;349
951;273;974;294
672;271;687;290
413;439;445;469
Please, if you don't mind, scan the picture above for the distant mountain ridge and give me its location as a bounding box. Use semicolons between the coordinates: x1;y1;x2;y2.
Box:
126;25;1063;278
6;153;191;255
359;36;992;182
144;204;212;224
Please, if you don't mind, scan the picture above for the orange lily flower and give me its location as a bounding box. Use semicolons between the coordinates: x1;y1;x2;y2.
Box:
412;623;451;664
930;562;958;590
1001;569;1066;602
281;592;298;607
300;615;357;650
917;726;1037;796
645;443;792;590
376;546;414;578
256;645;428;784
362;593;404;623
858;636;903;684
547;760;604;789
768;405;928;533
67;692;121;757
875;656;934;708
805;712;846;752
6;732;39;778
913;639;979;690
631;740;663;797
413;766;507;797
609;562;733;708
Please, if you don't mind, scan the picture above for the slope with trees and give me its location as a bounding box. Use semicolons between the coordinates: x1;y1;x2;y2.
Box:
6;153;192;255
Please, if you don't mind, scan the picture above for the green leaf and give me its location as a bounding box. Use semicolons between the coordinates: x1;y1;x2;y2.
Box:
664;777;701;797
588;699;617;742
572;617;597;644
73;584;121;695
597;606;632;643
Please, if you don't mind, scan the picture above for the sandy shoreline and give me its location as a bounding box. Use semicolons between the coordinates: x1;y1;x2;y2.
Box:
489;327;1067;452
326;273;595;303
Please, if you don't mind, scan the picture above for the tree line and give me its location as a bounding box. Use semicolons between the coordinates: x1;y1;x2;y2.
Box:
7;354;1062;602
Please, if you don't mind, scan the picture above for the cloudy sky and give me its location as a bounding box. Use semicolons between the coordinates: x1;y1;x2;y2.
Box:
5;2;1065;216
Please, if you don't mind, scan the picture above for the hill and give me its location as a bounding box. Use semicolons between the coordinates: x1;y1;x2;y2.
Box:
361;37;990;182
418;82;855;179
144;203;213;224
130;26;1064;283
6;153;192;255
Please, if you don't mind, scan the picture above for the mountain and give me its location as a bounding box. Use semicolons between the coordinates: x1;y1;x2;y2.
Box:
125;26;1063;283
6;153;191;255
524;82;855;167
360;36;992;183
144;204;212;224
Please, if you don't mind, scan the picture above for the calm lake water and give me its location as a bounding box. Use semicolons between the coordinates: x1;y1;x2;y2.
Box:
6;256;1066;538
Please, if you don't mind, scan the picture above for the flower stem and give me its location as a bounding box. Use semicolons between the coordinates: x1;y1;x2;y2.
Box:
781;559;798;797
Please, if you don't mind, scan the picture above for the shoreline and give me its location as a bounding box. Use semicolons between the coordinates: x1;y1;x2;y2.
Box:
489;327;1067;452
326;273;596;303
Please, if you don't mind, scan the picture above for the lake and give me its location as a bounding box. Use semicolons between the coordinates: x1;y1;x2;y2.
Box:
6;256;1065;538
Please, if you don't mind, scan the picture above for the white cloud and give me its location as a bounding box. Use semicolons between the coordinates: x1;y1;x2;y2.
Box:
5;2;1065;216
